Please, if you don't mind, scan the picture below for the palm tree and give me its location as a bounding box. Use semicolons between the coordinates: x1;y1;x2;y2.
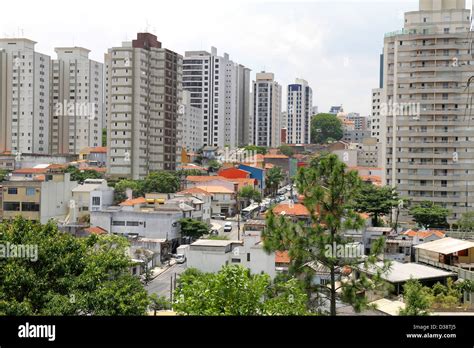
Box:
266;167;284;197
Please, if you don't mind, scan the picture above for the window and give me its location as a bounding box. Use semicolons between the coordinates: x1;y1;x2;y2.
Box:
247;253;251;262
112;221;126;226
7;188;18;195
21;202;40;212
92;196;101;206
3;202;20;211
26;187;36;196
126;221;139;226
231;258;241;263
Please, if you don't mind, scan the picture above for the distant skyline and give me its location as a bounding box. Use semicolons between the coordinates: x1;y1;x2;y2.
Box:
2;0;472;115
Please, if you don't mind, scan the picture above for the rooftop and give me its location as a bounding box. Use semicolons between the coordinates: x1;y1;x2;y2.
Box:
191;239;241;247
362;261;456;283
414;237;474;255
272;203;310;217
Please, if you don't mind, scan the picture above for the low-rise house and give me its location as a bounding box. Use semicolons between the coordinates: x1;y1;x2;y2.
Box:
272;202;311;225
71;179;114;221
415;237;474;273
362;227;395;254
0;168;77;223
400;229;446;246
384;239;413;263
187;233;276;278
356;261;457;295
238;164;266;192
263;154;290;182
176;187;212;224
194;185;236;216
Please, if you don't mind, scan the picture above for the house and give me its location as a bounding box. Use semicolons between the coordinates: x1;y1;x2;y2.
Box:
187;232;276;278
272;202;311;224
384;239;413;263
202;146;219;160
415;237;474;272
356;261;457;295
238;164;266;192
195;185;236;216
400;229;446;246
361;227;395;254
275;251;291;273
87;147;107;167
186;176;235;192
71;179;114;221
0;168;77;224
218;167;251;180
176;187;212;224
263;154;290;182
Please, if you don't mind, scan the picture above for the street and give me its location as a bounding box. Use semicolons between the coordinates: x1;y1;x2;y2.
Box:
210;218;241;240
145;262;187;299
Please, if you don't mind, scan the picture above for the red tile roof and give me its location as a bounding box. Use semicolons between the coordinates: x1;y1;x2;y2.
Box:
85;226;108;235
264;154;289;159
186;175;225;182
120;197;147;206
177;187;212;196
13;168;49;174
403;229;446;239
89;146;107;154
275;251;290;264
272;203;310;217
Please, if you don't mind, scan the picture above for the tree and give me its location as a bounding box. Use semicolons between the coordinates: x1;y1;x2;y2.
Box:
244;145;267;155
399;279;433;316
102;128;107;147
142;171;180;194
64;166;103;184
207;160;222;173
353;184;401;227
113;179;144;204
458;212;474;231
179;218;210;240
263;154;390;316
173;266;309;315
149;294;171;315
409;201;450;229
0;217;149;316
266;166;284;197
0;169;9;181
278;145;294;157
310;113;343;144
238;186;262;206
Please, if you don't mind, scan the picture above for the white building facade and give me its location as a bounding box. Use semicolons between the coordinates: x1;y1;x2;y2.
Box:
287;78;313;144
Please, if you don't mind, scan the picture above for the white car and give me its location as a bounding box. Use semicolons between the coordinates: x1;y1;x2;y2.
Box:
176;254;186;264
224;222;232;232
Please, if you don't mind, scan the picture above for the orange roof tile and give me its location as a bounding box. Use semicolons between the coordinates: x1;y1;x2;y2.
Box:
120;197;147;206
195;185;234;194
85;226;108;235
403;229;446;239
177;187;212;196
89;146;107;154
273;203;310;217
186;175;225;182
13;168;49;174
275;251;291;264
264;154;289;159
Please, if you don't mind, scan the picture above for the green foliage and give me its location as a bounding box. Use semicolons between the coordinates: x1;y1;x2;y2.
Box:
353;184;401;227
266;166;284;197
207;160;222;173
399;279;433;316
278;145;294;157
264;154;390;316
244;145;267;155
409;201;450;229
458;212;474;231
149;294;171;315
239;186;262;204
102;128;107;147
0;169;10;181
113;171;180;204
310;113;343;144
64;165;103;184
179;218;210;239
173;266;309;316
0;217;149;316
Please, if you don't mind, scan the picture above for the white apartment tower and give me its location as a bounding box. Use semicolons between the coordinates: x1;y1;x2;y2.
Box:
251;72;282;147
180;90;203;153
50;47;103;155
287;78;313;144
381;0;474;222
371;88;383;142
182;47;250;148
105;33;182;179
0;38;50;155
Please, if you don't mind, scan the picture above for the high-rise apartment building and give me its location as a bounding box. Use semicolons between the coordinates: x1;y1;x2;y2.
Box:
180;90;203;153
50;47;103;155
0;38;50;155
371;88;383;142
182;47;250;148
381;0;474;221
287;78;313;144
251;72;282;147
105;33;182;179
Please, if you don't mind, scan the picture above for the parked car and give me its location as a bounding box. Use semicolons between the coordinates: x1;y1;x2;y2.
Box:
224;222;233;232
212;214;226;220
176;254;186;264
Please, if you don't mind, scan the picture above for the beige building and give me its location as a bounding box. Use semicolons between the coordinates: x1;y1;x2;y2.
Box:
381;0;474;222
50;47;104;155
251;72;282;147
0;168;77;223
105;33;182;179
0;38;50;155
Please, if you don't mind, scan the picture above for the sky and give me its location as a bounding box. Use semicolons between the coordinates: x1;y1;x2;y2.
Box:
2;0;473;115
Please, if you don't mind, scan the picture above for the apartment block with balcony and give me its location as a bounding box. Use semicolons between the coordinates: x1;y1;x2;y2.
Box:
287;78;313;144
381;0;474;222
105;33;182;179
